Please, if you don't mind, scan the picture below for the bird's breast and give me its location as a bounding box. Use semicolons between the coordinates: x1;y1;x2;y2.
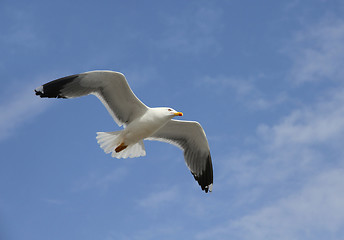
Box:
123;116;169;144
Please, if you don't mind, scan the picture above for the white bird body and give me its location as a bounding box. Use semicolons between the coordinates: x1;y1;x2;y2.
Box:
35;70;213;192
100;107;182;157
122;108;175;145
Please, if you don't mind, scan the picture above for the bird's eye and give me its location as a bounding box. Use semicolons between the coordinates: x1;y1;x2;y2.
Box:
168;109;172;111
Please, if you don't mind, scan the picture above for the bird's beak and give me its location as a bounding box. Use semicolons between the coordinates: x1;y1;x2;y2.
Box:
174;112;183;116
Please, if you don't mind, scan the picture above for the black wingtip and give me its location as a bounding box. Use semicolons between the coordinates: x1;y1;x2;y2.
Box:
192;154;213;193
34;74;79;98
34;88;42;96
34;87;67;99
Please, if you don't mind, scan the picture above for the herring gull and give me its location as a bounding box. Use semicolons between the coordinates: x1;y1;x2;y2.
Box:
34;70;213;193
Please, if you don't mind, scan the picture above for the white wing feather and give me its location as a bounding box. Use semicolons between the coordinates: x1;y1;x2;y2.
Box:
35;70;148;127
148;119;213;192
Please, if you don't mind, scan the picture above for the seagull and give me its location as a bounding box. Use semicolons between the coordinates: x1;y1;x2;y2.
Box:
35;70;213;193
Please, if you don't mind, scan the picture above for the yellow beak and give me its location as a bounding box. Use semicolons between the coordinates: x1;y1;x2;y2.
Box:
174;112;183;116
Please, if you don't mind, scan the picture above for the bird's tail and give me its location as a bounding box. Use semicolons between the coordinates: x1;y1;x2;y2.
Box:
96;131;146;159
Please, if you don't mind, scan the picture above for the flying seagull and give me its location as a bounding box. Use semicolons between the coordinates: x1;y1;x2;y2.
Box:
35;70;213;193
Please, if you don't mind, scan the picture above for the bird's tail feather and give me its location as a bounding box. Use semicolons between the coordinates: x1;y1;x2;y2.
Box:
96;131;146;159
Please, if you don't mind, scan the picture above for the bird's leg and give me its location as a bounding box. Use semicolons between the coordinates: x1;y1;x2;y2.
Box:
115;143;128;153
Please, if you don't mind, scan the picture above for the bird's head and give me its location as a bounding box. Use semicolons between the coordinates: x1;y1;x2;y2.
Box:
159;107;183;118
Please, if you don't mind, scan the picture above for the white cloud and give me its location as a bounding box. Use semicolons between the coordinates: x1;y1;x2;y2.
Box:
214;15;344;191
72;167;127;192
198;169;344;240
137;186;179;209
258;87;344;150
0;82;50;141
286;18;344;84
200;75;287;110
201;14;344;240
216;84;344;200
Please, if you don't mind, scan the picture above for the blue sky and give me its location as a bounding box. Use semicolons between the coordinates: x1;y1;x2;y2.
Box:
1;0;344;239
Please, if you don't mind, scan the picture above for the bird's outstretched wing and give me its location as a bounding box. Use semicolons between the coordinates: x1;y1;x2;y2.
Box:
148;119;213;193
35;70;148;127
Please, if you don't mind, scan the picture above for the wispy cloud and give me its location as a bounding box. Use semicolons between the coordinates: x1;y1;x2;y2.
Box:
200;14;344;240
0;82;50;142
198;87;344;240
198;169;344;240
216;80;344;196
137;186;179;209
72;167;127;192
285;17;344;84
0;7;48;142
258;88;344;149
200;75;287;110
